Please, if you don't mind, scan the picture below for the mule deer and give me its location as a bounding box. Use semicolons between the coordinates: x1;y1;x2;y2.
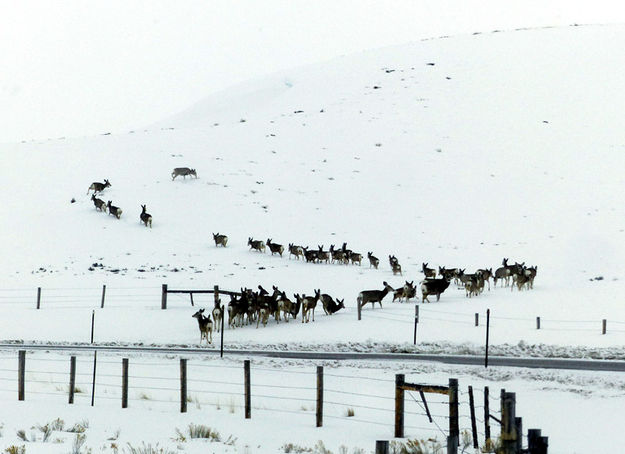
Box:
357;281;394;309
349;251;363;266
301;289;321;323
248;237;265;252
421;278;451;303
389;256;402;275
303;247;318;263
393;281;416;303
320;293;344;315
91;194;106;212
288;243;304;260
494;258;514;287
330;245;347;264
172;167;197;180
317;246;330;264
87;179;110;195
477;268;493;291
213;233;228;247
266;239;284;256
326;298;345;314
140;204;152;228
367;252;379;269
192;309;213;344
422;263;436;278
107;201;122;219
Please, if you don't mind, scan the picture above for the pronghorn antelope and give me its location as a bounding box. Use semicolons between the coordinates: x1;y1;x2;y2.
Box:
367;252;380;269
91;194;106;212
140;204;152;228
172;167;197;180
213;233;228;247
87;179;111;195
266;239;284;256
421;277;451;303
248;237;266;252
107;201;122;219
192;309;213;344
357;281;394;309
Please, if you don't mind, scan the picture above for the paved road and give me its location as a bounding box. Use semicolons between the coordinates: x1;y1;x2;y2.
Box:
1;343;624;372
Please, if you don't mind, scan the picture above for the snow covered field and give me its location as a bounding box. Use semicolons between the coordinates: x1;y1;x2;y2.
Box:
1;21;625;453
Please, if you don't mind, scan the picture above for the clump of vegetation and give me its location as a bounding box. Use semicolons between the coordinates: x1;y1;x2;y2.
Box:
282;443;312;453
4;446;25;454
390;438;444;454
70;433;91;454
345;407;355;417
174;424;220;442
123;442;175;454
67;420;89;434
15;430;29;442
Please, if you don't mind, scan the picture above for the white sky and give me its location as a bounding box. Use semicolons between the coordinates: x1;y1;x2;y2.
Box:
1;0;624;143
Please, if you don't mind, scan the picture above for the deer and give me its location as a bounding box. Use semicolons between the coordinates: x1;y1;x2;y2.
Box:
349;251;363;266
107;201;122;219
212;303;224;333
326;298;345;314
393;281;416;303
389;255;402;275
439;266;460;284
317;246;330;264
367;252;379;269
357;281;394;309
320;293;342;315
171;167;197;180
476;268;493;290
248;237;265;253
330;245;347;264
300;289;321;323
91;194;106;212
303;247;318;263
192;309;213;344
422;262;436;278
288;243;304;260
266;239;284;256
140;204;152;228
213;233;228;247
87;179;111;195
421;277;451;303
494;258;514;287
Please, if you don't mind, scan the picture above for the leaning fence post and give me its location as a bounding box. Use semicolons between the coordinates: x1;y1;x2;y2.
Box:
122;358;129;409
36;287;41;309
69;356;76;404
448;378;459;453
180;358;187;413
91;351;97;407
161;284;168;309
100;285;106;308
18;350;25;401
316;366;324;427
244;360;251;419
468;386;478;449
394;374;405;438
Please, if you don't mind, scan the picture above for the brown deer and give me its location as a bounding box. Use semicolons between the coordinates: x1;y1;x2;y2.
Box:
107;201;122;219
140;205;152;228
91;194;106;212
367;252;379;269
288;243;304;260
266;239;284;256
421;278;451;303
87;179;111;195
248;237;266;252
422;263;436;278
192;309;213;344
300;289;321;323
172;167;197;180
357;282;394;309
213;233;228;247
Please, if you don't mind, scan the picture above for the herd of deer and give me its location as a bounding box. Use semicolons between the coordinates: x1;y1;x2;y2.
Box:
86;168;197;228
191;285;346;344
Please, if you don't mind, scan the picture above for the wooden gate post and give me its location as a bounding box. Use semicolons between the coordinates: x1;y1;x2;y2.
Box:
448;378;459;454
180;358;187;413
68;356;76;404
161;284;168;309
18;350;25;401
394;374;405;438
122;358;129;408
316;366;324;427
244;360;251;419
501;392;517;454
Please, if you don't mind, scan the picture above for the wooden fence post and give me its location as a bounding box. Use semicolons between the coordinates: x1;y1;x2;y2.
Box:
36;287;41;309
69;356;76;404
501;392;517;454
536;317;541;330
394;374;405;438
485;309;490;368
357;298;362;321
603;319;607;335
375;440;389;454
100;285;106;308
244;360;251;419
484;386;491;446
90;310;95;344
18;350;25;401
468;386;478;449
448;378;459;454
316;366;324;427
161;284;168;309
527;429;549;454
180;358;187;413
122;358;129;409
475;313;479;327
515;417;523;453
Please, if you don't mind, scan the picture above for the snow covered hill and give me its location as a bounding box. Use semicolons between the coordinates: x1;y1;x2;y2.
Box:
1;24;625;355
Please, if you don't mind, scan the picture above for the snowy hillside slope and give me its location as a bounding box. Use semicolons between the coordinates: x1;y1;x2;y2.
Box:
1;24;625;355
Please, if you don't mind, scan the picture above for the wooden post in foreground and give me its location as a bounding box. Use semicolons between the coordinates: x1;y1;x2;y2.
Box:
468;386;478;449
36;287;41;309
100;284;106;308
244;360;251;419
375;440;389;454
18;350;25;401
68;356;76;404
394;374;405;438
161;284;168;309
316;366;324;427
122;358;129;409
448;378;459;453
180;358;187;413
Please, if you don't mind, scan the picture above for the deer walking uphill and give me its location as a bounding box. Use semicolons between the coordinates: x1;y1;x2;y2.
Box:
192;309;213;345
139;205;152;228
91;194;106;212
357;281;394;310
107;201;122;219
